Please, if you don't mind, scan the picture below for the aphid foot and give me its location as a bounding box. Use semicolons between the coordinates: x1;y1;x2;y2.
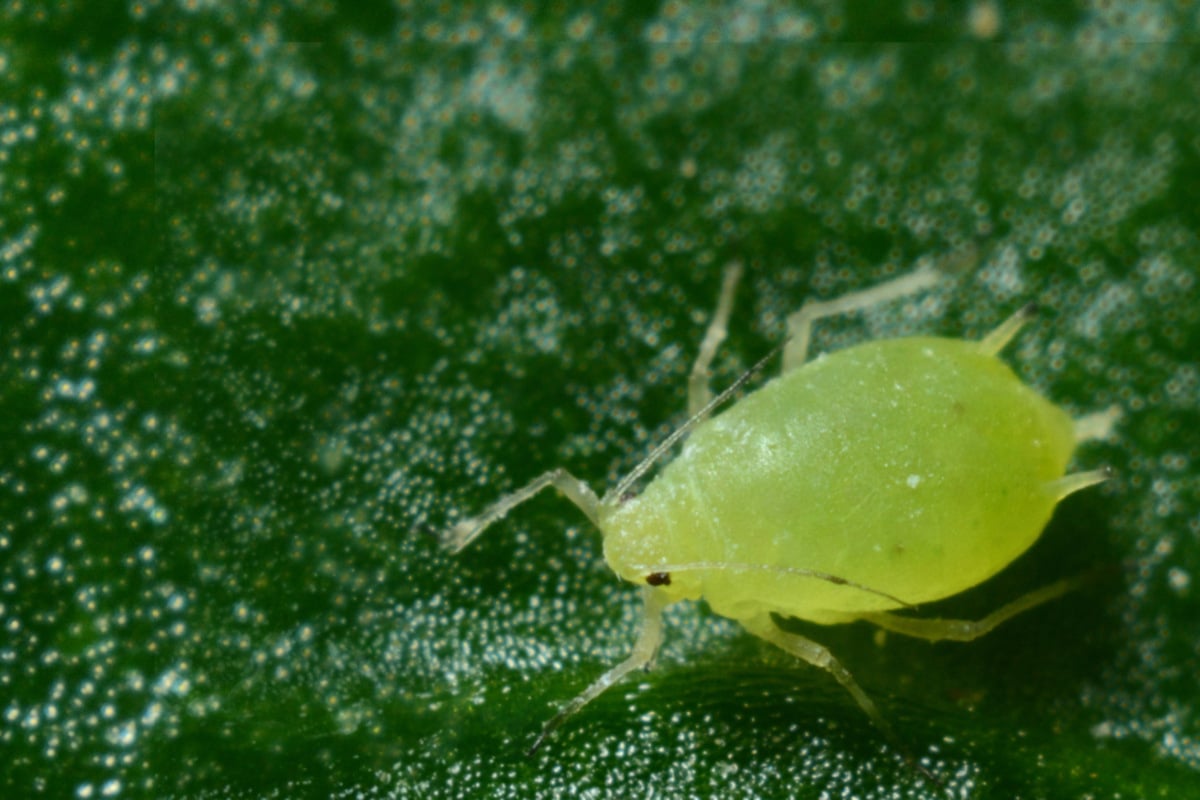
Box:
441;517;483;554
1073;404;1123;443
524;588;666;755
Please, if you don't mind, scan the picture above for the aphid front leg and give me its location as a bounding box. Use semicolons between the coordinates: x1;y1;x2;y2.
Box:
782;263;941;372
441;467;601;553
687;261;743;419
527;587;668;754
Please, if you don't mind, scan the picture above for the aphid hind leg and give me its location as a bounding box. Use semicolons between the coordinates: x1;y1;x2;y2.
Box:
782;263;940;372
441;468;601;553
857;574;1087;643
688;261;743;419
527;587;668;754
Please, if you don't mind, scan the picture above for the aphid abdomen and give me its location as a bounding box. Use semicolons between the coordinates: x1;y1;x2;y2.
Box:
604;335;1076;623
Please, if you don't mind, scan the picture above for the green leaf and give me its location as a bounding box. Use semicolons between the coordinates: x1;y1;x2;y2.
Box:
2;3;1197;798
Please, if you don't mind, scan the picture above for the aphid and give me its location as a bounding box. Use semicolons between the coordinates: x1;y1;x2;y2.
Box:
441;262;1119;764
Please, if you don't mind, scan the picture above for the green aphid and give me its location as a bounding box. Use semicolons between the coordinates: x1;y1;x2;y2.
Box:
442;262;1119;766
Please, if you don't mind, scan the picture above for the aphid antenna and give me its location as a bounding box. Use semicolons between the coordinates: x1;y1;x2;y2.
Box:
605;340;786;503
608;256;957;505
631;561;916;609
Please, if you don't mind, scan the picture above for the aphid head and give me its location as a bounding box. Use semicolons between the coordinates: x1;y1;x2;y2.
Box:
598;497;703;603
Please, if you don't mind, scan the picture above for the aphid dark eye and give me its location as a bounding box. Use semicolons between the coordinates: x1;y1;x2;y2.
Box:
646;572;671;586
619;490;639;504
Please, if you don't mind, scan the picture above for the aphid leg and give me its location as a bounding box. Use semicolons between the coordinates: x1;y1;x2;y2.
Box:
857;574;1088;642
782;263;940;372
527;587;668;755
741;614;941;784
978;301;1038;355
441;468;601;554
1073;405;1122;443
688;261;743;419
742;614;890;730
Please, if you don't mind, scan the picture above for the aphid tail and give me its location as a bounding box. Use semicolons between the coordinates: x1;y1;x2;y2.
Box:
978;301;1038;355
1047;466;1114;501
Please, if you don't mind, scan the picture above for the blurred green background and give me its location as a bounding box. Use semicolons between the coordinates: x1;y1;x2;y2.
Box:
2;1;1198;798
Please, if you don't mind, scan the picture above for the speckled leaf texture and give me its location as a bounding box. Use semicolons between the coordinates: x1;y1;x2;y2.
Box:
2;2;1198;799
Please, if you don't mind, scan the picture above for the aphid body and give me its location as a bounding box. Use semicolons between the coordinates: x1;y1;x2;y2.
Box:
442;262;1117;758
605;336;1075;623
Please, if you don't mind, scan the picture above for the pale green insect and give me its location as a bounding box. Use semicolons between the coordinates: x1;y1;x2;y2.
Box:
442;263;1118;758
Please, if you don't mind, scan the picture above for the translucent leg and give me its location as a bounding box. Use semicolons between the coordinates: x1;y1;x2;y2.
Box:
441;467;601;553
783;264;940;372
740;614;939;783
741;613;893;736
857;575;1086;643
527;587;668;754
688;261;743;419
